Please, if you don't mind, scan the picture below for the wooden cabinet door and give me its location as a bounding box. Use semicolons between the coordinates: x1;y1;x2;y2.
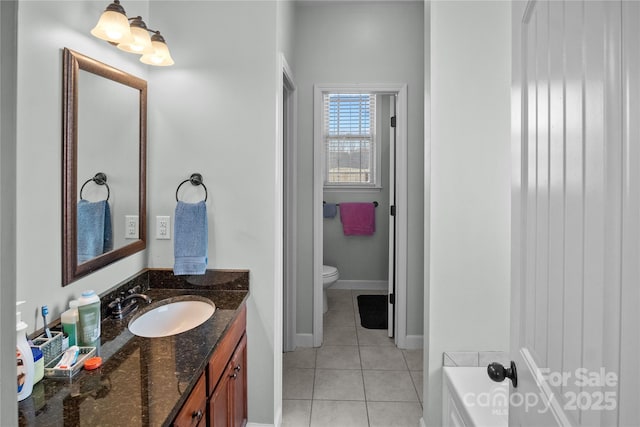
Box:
229;334;247;427
173;374;206;427
210;334;247;427
209;372;230;427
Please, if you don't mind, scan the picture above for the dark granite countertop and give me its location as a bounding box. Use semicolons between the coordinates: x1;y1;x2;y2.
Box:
18;269;249;427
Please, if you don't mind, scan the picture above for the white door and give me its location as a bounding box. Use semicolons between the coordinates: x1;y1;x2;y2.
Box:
388;95;397;338
509;0;639;425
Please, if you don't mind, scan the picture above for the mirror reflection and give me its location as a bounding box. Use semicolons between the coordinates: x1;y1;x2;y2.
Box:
63;48;147;286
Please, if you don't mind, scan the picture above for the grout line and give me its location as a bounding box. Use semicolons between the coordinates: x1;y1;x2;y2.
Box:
353;289;371;426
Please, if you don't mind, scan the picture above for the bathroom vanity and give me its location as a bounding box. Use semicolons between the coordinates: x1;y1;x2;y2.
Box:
18;269;249;427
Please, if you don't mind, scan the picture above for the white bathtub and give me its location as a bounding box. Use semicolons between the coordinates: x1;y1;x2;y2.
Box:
443;367;509;427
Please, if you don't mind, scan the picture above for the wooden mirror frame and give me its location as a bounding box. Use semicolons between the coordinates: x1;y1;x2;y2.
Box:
62;48;147;286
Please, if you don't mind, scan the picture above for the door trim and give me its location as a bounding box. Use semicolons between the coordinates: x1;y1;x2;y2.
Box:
312;83;408;347
281;54;297;352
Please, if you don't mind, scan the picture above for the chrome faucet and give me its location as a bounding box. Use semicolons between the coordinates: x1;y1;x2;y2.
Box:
108;293;152;319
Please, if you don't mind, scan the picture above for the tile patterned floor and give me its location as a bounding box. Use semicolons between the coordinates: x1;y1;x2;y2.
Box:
282;289;423;427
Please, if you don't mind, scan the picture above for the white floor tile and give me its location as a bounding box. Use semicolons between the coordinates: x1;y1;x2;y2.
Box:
360;346;408;370
282;399;311;427
313;369;365;401
316;345;361;369
356;327;395;346
323;326;358;346
363;370;419;402
282;288;426;426
283;368;315;400
284;347;317;369
367;401;423;427
410;371;424;402
402;349;424;371
310;400;369;427
324;310;357;329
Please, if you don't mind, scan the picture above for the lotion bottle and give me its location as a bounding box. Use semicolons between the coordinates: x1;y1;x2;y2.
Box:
77;291;101;347
17;301;34;401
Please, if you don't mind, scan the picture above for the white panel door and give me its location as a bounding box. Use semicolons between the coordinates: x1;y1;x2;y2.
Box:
388;95;396;338
509;0;640;425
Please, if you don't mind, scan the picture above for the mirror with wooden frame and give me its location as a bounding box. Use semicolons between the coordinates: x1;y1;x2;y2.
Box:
62;48;147;286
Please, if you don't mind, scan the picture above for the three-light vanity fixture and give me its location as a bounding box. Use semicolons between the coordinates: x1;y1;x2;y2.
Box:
91;0;174;66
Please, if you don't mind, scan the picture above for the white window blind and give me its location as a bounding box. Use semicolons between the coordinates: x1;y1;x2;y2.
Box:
323;93;377;187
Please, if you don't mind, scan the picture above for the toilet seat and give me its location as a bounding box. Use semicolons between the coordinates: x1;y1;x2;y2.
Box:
322;265;338;279
322;265;339;313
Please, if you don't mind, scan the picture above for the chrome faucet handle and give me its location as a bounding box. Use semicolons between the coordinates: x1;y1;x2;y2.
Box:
107;297;125;319
107;297;122;309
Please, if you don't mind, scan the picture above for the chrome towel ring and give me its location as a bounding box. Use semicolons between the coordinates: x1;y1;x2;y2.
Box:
80;172;110;201
176;173;208;202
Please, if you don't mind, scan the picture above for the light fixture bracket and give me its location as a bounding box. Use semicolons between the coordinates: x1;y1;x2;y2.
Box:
128;16;149;30
104;0;126;15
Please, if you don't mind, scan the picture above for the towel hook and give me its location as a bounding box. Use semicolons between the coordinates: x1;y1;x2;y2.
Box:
80;172;110;201
176;173;208;202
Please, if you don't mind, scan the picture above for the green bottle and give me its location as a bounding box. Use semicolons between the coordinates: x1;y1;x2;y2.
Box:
77;291;101;347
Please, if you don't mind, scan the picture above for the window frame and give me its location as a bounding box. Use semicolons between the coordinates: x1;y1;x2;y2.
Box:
321;91;382;190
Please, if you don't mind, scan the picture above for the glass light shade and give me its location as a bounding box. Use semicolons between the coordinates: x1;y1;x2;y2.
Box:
91;10;133;44
140;40;175;66
117;25;153;54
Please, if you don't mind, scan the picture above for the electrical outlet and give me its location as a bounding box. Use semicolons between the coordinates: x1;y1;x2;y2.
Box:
156;216;171;240
125;215;139;239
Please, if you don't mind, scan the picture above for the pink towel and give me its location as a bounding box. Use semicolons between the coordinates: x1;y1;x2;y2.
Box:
339;203;376;236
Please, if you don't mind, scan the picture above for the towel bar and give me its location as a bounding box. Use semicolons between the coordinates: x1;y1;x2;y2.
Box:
323;201;378;207
176;173;208;202
80;172;110;201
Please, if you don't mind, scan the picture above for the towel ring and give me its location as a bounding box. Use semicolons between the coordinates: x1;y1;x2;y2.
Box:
176;173;208;202
80;172;110;201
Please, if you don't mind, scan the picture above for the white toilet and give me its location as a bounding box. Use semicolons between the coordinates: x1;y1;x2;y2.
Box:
322;265;340;313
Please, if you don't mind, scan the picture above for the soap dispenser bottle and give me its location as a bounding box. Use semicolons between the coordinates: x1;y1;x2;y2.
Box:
16;301;34;401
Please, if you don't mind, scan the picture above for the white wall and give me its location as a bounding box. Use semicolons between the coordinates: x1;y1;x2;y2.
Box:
293;0;425;336
426;1;511;425
422;0;431;423
15;0;149;331
1;1;18;423
147;2;284;423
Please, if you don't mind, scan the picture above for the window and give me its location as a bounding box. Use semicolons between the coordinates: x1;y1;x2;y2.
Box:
323;93;378;188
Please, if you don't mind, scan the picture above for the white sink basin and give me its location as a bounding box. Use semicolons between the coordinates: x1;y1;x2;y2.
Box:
128;296;215;338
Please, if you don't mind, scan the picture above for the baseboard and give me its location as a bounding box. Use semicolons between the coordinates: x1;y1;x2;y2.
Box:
331;279;387;290
402;334;424;350
295;333;314;348
246;406;281;427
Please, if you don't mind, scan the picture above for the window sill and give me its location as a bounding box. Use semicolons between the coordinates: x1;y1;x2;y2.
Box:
323;186;382;193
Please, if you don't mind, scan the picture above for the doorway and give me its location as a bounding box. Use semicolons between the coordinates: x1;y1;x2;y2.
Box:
312;84;408;347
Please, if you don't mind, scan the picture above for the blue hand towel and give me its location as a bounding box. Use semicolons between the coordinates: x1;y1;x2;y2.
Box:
174;200;208;275
77;199;112;263
103;202;113;253
323;203;337;218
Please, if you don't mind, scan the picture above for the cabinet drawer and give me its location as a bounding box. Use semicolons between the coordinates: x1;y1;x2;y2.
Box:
173;374;206;427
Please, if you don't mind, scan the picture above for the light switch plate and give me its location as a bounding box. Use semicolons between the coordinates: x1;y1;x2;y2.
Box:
156;216;171;240
125;215;139;239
